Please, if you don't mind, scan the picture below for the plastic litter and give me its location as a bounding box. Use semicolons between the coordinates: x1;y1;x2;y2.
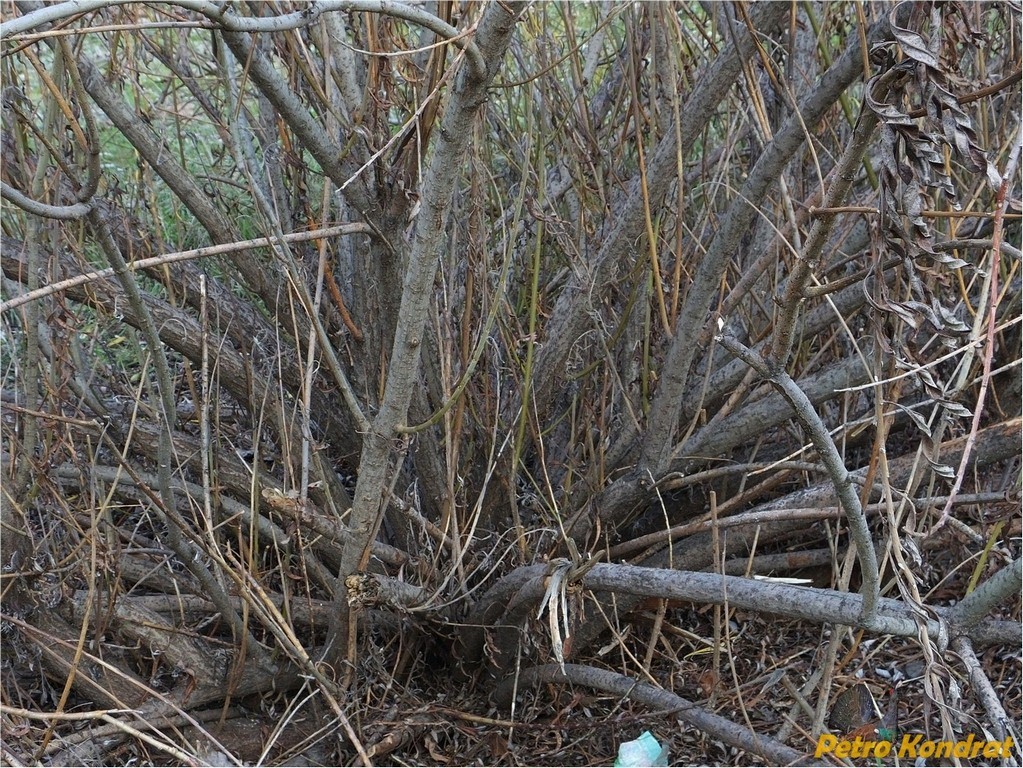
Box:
613;730;669;767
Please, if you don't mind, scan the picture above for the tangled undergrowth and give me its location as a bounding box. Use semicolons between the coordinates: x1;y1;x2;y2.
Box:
1;0;1020;765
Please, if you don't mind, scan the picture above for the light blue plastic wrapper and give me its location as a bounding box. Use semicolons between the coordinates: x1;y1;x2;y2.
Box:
613;730;669;767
